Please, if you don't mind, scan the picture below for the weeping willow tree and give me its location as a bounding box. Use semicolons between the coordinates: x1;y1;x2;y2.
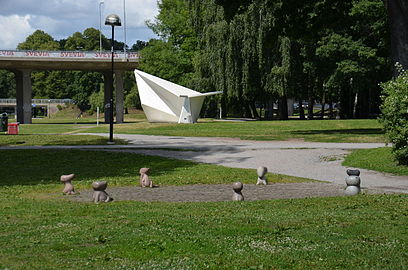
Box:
190;0;296;118
188;0;390;119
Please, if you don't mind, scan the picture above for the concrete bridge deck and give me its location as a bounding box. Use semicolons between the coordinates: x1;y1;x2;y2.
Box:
0;50;139;124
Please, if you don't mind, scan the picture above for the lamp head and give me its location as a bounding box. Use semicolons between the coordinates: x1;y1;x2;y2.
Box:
105;14;121;26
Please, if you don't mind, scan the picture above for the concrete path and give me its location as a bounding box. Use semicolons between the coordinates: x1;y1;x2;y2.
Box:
83;133;407;194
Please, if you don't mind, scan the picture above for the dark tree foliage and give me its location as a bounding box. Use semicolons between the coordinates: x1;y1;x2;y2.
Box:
187;0;390;119
386;0;408;74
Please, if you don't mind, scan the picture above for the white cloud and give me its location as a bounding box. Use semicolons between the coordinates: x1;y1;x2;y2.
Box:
102;0;159;28
0;0;159;50
0;15;35;49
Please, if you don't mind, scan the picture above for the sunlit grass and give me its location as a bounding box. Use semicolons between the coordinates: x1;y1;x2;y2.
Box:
343;147;408;175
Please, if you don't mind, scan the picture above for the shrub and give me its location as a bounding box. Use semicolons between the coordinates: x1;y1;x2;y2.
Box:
379;65;408;165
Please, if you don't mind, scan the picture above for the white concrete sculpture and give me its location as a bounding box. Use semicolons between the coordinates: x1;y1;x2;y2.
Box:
134;69;222;123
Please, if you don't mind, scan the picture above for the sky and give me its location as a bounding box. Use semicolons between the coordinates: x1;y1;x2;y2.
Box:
0;0;159;50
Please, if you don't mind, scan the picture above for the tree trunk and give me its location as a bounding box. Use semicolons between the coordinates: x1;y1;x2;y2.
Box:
386;0;408;74
307;98;314;120
320;90;326;119
249;102;259;119
329;102;333;119
299;99;305;120
279;96;288;120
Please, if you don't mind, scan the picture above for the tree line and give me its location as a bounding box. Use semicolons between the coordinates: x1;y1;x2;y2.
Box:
1;0;406;120
139;0;406;120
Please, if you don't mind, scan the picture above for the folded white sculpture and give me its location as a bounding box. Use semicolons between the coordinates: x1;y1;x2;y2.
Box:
134;69;222;123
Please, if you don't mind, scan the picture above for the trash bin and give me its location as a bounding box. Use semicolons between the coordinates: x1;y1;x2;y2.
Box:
0;113;8;132
7;123;19;135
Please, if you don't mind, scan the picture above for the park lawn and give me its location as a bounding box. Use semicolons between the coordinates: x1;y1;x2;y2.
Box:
0;134;126;146
86;118;385;143
0;149;407;269
343;147;408;176
0;190;407;269
0;149;310;188
18;118;385;143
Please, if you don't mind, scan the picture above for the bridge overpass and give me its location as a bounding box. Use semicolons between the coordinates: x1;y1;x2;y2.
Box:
0;50;139;123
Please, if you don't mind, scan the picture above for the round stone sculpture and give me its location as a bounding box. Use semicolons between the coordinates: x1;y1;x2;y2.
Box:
92;181;113;203
345;185;361;196
232;182;244;201
345;175;361;187
345;169;361;196
60;174;75;195
256;166;268;185
346;169;360;176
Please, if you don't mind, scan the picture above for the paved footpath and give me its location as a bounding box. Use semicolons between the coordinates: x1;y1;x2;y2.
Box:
82;133;408;194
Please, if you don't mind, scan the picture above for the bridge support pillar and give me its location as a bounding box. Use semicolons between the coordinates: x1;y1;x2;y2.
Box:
103;71;113;124
15;69;32;124
115;70;124;124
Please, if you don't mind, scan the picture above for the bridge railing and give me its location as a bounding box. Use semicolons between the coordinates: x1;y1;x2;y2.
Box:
0;99;74;104
0;50;139;60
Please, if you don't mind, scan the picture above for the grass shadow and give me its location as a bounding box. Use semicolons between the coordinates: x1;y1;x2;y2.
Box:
291;128;384;135
0;149;200;187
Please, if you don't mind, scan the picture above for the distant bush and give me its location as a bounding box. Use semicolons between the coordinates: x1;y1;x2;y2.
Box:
380;65;408;165
89;89;105;113
125;87;141;110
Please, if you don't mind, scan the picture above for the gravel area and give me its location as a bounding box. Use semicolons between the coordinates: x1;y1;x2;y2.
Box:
68;182;390;203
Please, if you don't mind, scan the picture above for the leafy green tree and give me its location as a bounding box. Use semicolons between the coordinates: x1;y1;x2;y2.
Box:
141;0;196;86
89;85;105;113
380;65;408;165
17;30;60;50
189;0;390;119
0;70;16;98
124;87;142;110
130;40;148;51
386;0;408;73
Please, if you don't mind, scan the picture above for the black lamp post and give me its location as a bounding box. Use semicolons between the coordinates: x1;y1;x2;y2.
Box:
105;14;121;144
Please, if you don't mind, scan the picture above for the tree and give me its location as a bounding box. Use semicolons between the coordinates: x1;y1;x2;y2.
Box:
386;0;408;73
65;28;109;51
0;70;15;98
189;0;390;119
130;40;148;51
17;30;59;50
380;64;408;165
141;0;196;87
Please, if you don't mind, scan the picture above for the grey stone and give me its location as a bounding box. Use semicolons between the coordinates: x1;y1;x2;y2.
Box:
347;169;360;176
345;169;361;196
256;166;268;185
232;182;244;201
60;174;75;195
345;185;361;196
345;176;361;187
92;181;113;203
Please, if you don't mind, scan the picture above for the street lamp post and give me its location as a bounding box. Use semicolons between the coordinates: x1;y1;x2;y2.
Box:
105;14;121;144
99;0;104;52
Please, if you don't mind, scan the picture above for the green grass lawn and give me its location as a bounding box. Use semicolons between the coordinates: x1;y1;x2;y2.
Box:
83;119;385;143
14;116;385;143
0;134;126;146
0;149;310;187
343;147;408;176
0;149;407;269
